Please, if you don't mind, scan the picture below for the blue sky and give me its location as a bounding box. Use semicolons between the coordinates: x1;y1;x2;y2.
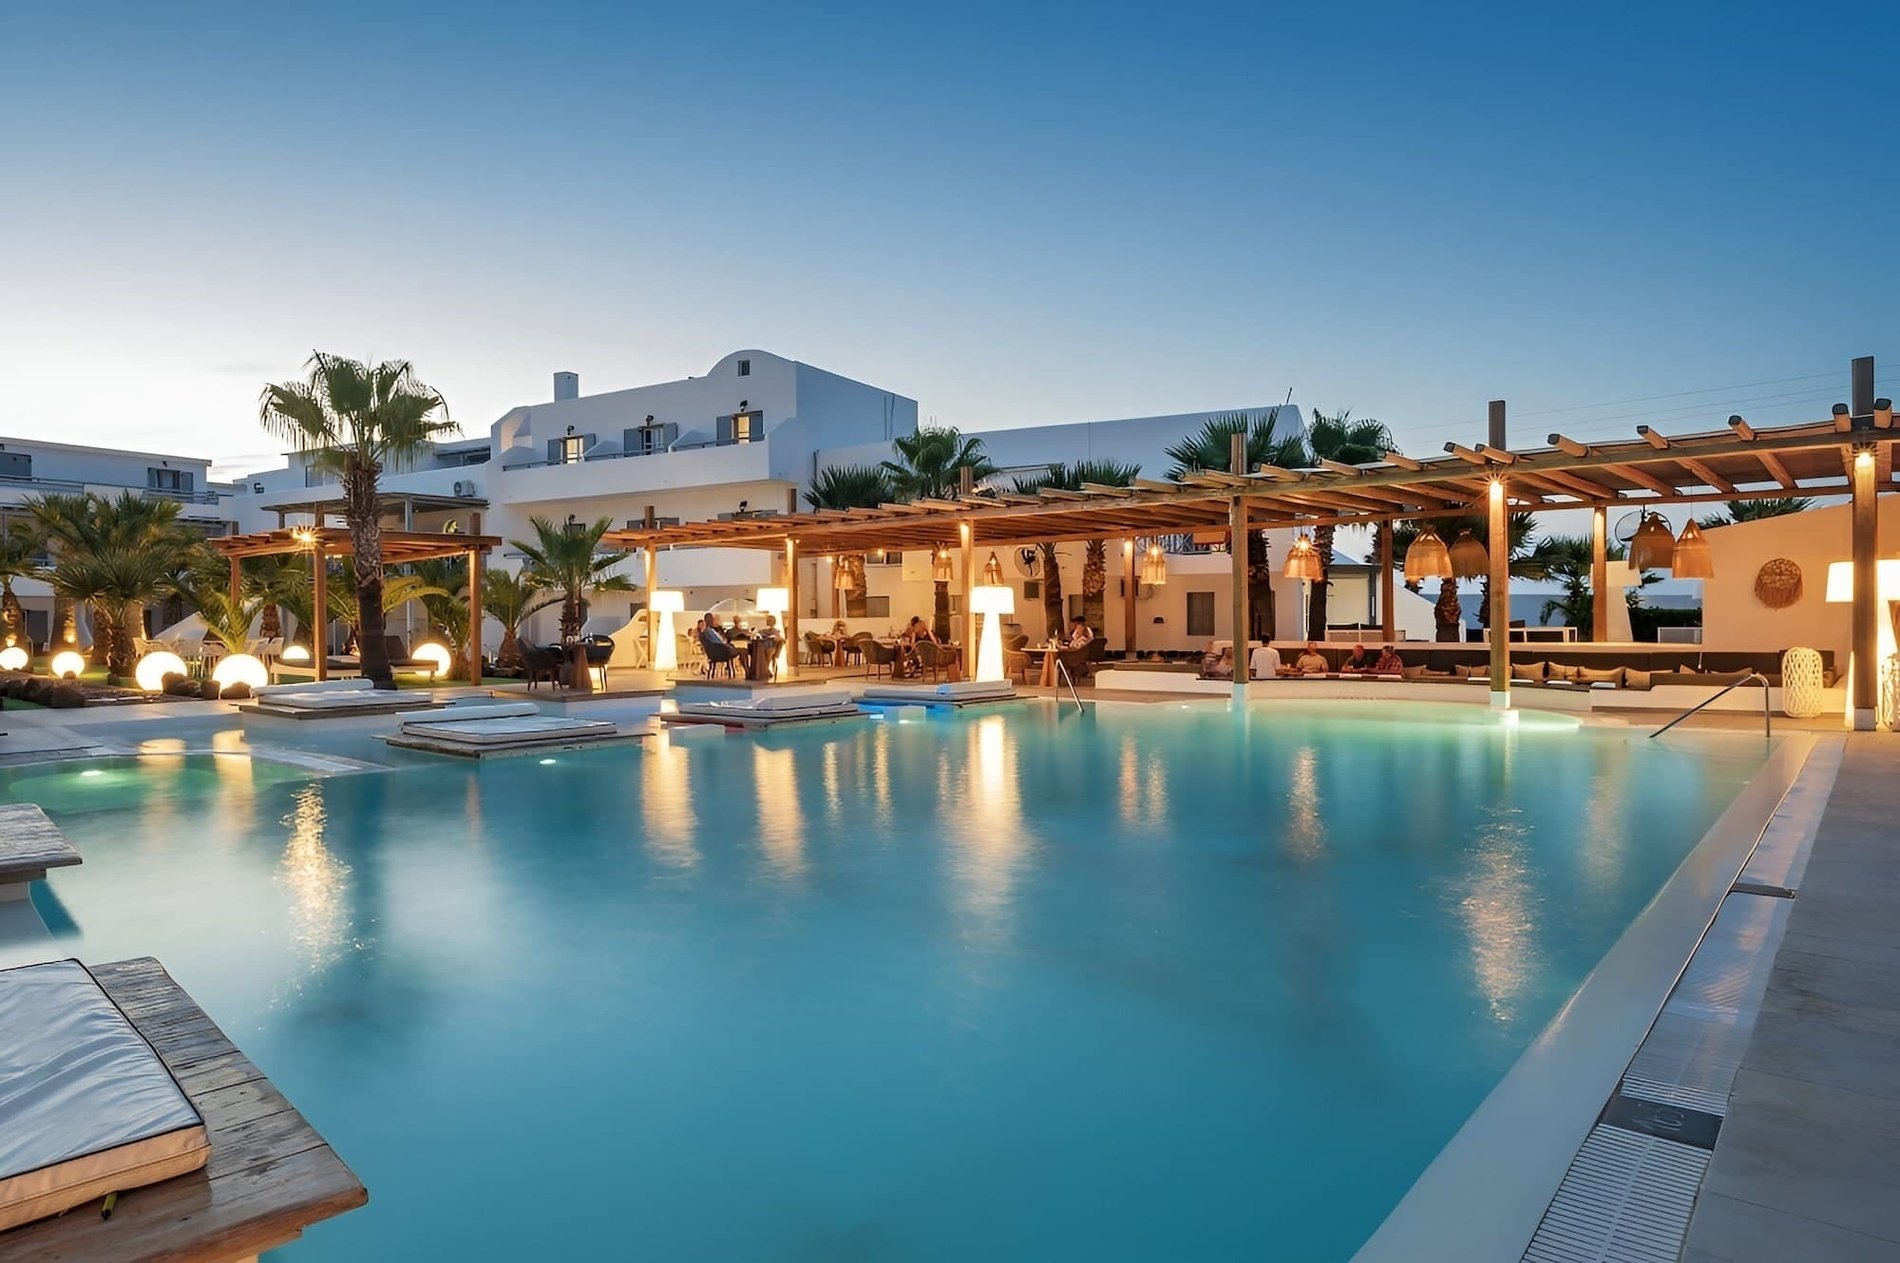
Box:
2;1;1895;474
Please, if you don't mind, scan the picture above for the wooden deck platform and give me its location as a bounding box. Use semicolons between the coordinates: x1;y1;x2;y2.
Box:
0;803;81;896
0;958;367;1261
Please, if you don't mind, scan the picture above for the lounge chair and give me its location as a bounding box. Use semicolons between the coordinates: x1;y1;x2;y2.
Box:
520;643;564;690
915;640;953;682
700;635;741;678
384;701;623;755
1003;634;1031;684
0;959;209;1232
248;678;431;716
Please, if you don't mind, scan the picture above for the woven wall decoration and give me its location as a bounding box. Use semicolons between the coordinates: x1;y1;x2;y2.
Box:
1754;558;1802;609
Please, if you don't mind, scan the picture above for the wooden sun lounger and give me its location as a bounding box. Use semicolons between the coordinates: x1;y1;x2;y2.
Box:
0;957;367;1262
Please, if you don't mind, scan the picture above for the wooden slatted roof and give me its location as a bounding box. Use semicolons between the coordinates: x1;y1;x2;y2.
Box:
210;527;503;563
604;414;1897;554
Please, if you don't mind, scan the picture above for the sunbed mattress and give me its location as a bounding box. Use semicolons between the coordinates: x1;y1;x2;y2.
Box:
395;702;540;725
0;959;208;1232
255;678;373;699
269;690;417;711
676;699;857;719
862;680;1015;702
397;716;618;746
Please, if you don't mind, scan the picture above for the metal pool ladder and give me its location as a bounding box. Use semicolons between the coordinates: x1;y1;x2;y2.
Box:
1053;658;1085;714
1649;671;1772;739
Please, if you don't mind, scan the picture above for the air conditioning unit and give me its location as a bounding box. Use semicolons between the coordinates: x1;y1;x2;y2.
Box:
453;480;477;498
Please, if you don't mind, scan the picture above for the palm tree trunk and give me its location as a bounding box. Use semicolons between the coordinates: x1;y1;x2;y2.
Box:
1;581;21;646
113;604;142;678
1038;542;1063;639
499;626;523;670
1308;523;1334;636
346;461;393;687
88;602;116;670
1246;532;1274;640
1082;540;1107;633
56;597;76;648
932;581;950;642
561;589;582;641
1435;579;1462;642
260;602;282;640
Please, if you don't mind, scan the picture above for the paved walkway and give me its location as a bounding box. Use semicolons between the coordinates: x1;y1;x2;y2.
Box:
1684;735;1900;1261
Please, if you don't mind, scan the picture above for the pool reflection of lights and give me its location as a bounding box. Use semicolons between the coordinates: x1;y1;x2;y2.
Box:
80;769;104;778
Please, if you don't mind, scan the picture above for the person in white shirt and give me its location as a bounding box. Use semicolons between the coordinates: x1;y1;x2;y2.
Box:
1249;643;1284;677
1065;617;1094;649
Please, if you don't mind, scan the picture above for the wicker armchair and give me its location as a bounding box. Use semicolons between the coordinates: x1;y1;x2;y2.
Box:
915;640;952;682
1003;633;1031;683
520;643;564;690
863;639;898;679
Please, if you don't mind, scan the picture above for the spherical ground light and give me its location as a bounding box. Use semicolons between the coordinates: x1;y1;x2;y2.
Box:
0;644;28;672
412;642;454;677
135;650;188;692
211;652;269;692
280;643;311;663
50;650;86;680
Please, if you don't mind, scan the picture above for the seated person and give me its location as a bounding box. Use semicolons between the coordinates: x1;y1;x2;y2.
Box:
902;616;936;646
1200;644;1235;681
1249;643;1284;677
1341;643;1375;673
1371;644;1405;674
1294;641;1330;675
1066;616;1095;650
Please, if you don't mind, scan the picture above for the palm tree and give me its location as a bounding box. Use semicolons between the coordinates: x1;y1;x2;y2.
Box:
193;588;267;657
481;569;558;671
1012;468;1066;639
512;516;635;641
30;492;198;676
884;428;994;638
242;555;310;644
1534;534;1595;631
1166;409;1307;639
1380;512;1544;642
1047;460;1141;634
0;520;43;649
1302;410;1395;634
259;354;455;686
881;427;995;502
806;464;895;617
1697;496;1815;529
322;559;448;650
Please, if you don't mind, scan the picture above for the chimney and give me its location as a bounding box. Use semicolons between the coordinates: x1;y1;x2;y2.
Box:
553;371;579;402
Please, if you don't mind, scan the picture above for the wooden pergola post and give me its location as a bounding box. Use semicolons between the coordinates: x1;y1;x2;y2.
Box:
1487;401;1510;706
228;555;242;609
1591;505;1610;642
785;538;800;680
311;545;327;682
1851;442;1878;730
957;522;973;664
644;546;659;672
466;546;484;683
1230;496;1251;691
1123;537;1138;658
1378;525;1395;642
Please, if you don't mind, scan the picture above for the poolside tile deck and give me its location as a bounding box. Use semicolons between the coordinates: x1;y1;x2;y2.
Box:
1682;735;1900;1259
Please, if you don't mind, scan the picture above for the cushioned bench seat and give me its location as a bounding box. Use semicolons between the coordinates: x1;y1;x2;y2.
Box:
675;690;857;720
396;715;617;746
0;959;209;1232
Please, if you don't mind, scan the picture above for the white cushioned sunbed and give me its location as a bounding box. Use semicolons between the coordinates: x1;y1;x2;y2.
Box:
255;678;373;699
860;680;1015;703
395;702;540;726
675;690;856;719
0;959;209;1232
395;715;618;746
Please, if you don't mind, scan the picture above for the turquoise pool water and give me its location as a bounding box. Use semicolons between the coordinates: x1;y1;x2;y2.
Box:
0;702;1769;1260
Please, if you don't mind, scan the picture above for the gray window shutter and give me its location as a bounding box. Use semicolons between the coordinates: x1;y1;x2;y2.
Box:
547;438;561;464
182;471;194;492
716;415;734;444
583;433;596;453
624;427;639;453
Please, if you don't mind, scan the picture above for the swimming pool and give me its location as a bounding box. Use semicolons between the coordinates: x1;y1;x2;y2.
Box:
0;702;1772;1260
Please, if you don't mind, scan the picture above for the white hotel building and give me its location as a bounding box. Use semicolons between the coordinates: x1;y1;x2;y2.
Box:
226;350;1433;651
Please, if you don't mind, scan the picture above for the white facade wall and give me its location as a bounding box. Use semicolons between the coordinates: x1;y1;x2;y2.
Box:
1699;500;1891;667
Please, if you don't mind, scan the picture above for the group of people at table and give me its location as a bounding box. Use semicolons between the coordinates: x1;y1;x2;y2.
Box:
1220;640;1407;679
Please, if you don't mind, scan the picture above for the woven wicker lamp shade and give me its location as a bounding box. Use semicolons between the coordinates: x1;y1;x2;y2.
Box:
1139;542;1168;586
1671;520;1714;579
1628;513;1677;572
1447;529;1489;579
1403;526;1453;582
981;551;1004;585
931;545;955;582
1284;534;1324;582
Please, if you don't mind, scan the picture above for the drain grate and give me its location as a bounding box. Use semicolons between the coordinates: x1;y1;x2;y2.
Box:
1522;1125;1709;1263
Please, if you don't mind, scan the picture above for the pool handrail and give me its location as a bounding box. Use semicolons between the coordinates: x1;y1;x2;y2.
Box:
1648;670;1771;739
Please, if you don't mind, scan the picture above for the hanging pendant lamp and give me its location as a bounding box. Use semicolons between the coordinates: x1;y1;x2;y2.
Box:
1447;528;1489;579
1284;533;1324;582
982;551;1004;585
1139;541;1168;586
931;545;955;582
1671;519;1714;578
1403;526;1453;582
1628;513;1677;572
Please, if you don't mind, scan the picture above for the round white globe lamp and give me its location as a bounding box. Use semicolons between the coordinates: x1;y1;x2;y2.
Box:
50;650;86;680
135;650;188;692
211;652;269;692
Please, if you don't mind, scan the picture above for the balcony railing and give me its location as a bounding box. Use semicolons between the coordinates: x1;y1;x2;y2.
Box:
500;436;761;472
0;475;222;506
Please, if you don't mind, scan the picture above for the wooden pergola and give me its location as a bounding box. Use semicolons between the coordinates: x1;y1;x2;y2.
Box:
607;364;1897;728
210;527;503;681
